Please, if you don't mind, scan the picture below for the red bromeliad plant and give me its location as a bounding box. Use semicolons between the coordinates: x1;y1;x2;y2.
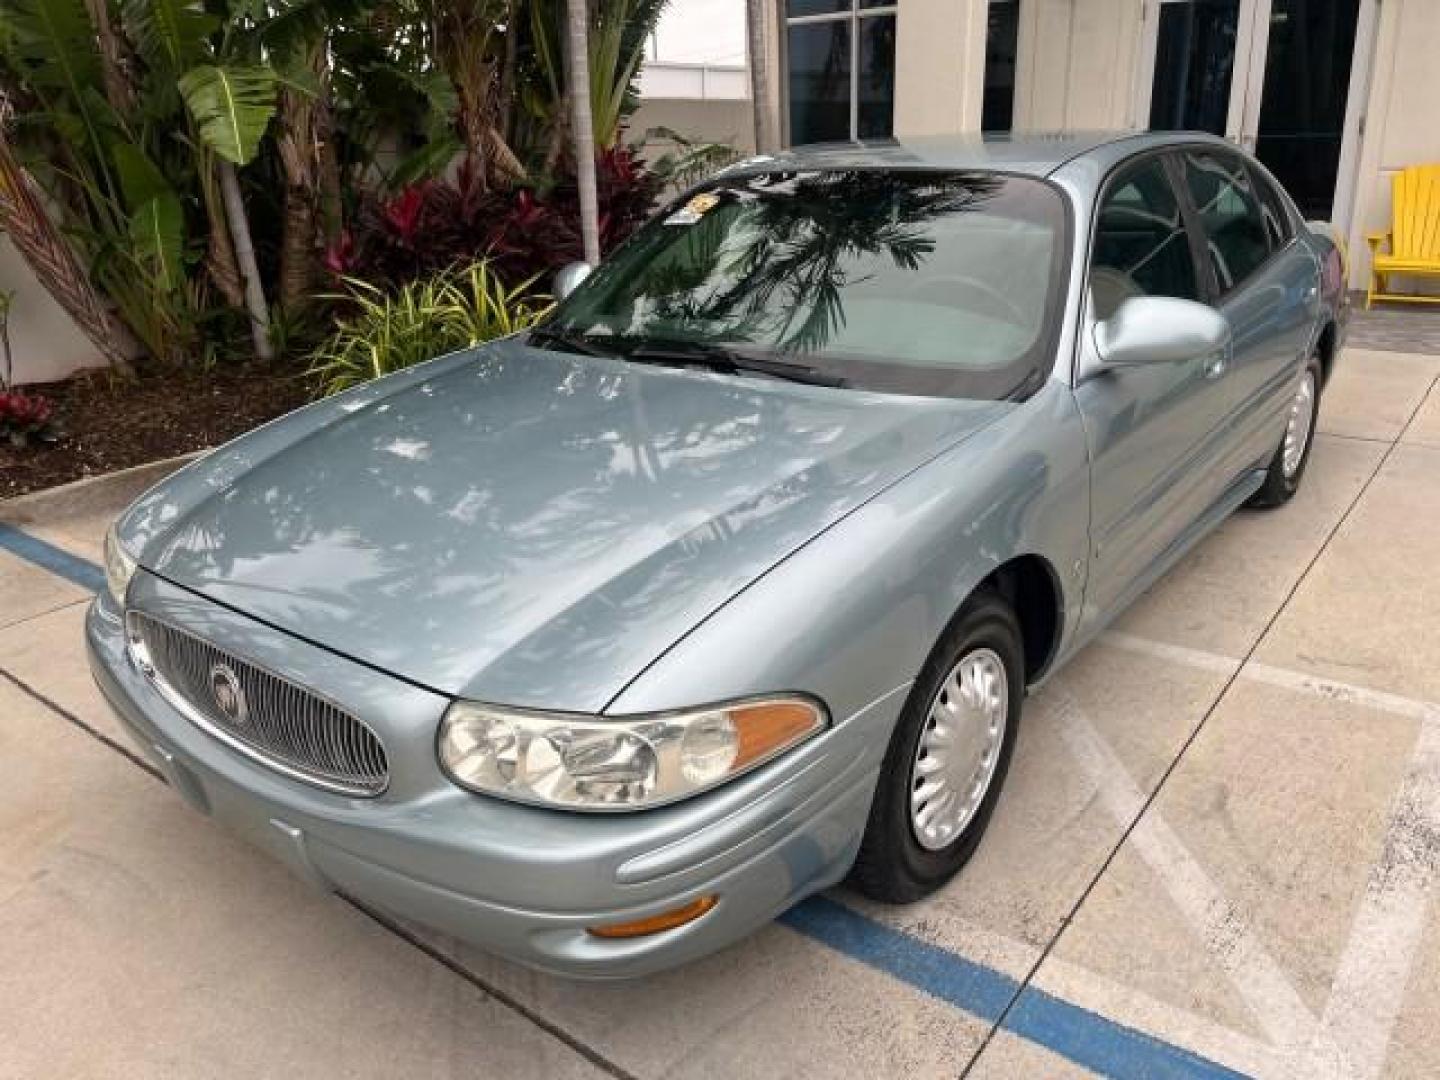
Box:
331;148;662;294
0;389;56;447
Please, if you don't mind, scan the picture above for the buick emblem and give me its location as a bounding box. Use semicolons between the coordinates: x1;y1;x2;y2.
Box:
209;664;249;727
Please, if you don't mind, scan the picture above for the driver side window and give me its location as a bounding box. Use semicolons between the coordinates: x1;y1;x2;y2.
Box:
1090;158;1200;321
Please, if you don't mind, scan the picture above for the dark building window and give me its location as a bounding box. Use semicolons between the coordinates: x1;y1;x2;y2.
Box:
1149;0;1241;135
785;0;897;145
983;0;1020;132
1254;0;1361;220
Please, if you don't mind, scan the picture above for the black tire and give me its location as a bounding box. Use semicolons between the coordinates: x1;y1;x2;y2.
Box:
1249;355;1323;509
850;590;1024;903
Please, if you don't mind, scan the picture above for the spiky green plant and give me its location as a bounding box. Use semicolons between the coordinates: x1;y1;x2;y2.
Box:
307;260;551;397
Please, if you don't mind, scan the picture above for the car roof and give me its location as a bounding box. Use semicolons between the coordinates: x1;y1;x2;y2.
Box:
720;130;1236;180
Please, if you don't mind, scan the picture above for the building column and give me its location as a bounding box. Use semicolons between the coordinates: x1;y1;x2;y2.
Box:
893;0;990;137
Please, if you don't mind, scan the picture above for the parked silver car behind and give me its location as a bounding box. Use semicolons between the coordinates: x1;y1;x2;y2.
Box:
89;132;1346;977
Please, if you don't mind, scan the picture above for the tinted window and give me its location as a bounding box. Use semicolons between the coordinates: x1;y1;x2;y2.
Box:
983;0;1020;132
787;22;851;144
1249;164;1294;249
1090;157;1199;320
1149;0;1241;135
785;7;896;144
1182;151;1271;293
857;15;896;138
548;171;1068;401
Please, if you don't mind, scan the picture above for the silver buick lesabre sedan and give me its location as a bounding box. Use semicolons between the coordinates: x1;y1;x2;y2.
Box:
89;132;1346;977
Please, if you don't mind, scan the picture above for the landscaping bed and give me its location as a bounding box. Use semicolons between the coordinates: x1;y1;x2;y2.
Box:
0;364;309;500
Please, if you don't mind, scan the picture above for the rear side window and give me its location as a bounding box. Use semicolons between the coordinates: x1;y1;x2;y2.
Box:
1181;151;1271;294
1090;157;1200;320
1249;165;1295;249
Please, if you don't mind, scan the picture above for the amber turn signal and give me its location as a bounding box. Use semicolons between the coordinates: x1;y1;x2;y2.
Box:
587;895;719;939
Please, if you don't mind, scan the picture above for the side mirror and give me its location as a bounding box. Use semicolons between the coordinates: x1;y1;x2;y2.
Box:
1092;295;1230;370
553;261;594;301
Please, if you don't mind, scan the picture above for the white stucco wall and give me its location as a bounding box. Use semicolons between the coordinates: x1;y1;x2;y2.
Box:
630;98;757;157
1013;0;1144;131
1344;0;1440;293
0;236;108;388
894;0;989;137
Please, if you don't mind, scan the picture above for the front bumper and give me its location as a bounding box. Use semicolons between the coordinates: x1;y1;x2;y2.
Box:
86;578;897;978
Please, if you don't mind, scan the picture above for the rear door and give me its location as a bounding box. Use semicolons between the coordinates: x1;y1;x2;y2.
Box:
1175;148;1318;487
1074;152;1233;623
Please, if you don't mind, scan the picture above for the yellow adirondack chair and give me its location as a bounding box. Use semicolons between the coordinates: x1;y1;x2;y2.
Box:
1367;164;1440;308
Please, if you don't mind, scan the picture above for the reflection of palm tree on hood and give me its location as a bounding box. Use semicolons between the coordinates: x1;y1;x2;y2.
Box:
654;171;1005;354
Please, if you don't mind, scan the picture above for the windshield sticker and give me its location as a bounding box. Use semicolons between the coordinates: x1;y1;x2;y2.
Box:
665;192;720;226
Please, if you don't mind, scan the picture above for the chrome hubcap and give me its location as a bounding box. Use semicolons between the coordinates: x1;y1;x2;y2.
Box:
1283;371;1316;479
909;648;1009;852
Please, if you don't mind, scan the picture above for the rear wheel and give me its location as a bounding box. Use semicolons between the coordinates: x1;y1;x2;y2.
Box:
850;590;1023;903
1249;355;1322;509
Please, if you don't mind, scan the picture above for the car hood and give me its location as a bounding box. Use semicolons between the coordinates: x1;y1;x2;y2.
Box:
146;341;1007;712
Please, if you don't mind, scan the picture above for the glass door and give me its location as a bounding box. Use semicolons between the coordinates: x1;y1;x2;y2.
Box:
1146;0;1246;137
1140;0;1365;221
1245;0;1362;220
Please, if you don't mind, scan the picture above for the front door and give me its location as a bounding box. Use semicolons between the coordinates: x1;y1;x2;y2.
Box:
1075;153;1233;625
1141;0;1366;220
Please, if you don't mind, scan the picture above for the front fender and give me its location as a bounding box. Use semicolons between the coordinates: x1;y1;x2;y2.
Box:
607;381;1092;726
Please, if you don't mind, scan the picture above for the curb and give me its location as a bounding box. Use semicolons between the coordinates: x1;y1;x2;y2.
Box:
0;450;205;521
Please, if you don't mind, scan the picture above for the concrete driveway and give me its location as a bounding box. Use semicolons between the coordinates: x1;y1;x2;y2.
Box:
2;344;1438;1079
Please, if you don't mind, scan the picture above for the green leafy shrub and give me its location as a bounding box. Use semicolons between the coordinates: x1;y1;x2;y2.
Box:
307;261;551;397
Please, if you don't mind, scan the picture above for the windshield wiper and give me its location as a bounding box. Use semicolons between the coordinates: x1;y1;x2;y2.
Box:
527;326;617;358
622;340;847;388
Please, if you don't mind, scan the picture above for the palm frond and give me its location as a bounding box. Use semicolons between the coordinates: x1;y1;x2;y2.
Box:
178;63;278;165
127;190;184;291
121;0;215;73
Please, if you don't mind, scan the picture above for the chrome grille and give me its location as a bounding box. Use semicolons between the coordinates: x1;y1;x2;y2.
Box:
126;612;389;796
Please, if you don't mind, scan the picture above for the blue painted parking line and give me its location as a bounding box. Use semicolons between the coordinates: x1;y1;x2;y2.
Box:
5;524;1248;1079
0;522;106;594
784;897;1247;1079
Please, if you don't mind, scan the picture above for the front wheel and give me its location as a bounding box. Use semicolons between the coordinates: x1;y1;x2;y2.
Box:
1249;356;1322;509
850;590;1023;903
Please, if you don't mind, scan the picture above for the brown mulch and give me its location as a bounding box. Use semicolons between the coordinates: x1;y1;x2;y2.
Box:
1;362;311;500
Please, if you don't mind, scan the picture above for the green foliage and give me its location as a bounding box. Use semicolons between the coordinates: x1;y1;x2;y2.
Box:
122;0;215;72
589;0;668;148
644;126;742;190
128;192;184;291
0;0;677;374
0;0;117;192
524;0;670;151
178;64;278;165
307;261;552;397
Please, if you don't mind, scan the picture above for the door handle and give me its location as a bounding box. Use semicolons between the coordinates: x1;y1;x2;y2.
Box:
1203;349;1229;380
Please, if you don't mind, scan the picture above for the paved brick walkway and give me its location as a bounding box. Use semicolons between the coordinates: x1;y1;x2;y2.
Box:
1347;296;1440;354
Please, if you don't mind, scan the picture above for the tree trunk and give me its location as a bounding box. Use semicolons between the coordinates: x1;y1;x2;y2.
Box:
279;187;315;312
746;0;777;154
565;0;600;264
217;160;273;361
316;82;343;243
277;63;320;312
499;0;520;145
84;0;135;115
199;156;246;309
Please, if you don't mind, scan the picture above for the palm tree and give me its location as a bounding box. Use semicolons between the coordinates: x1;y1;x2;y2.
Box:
746;0;777;153
0;95;136;373
564;0;601;264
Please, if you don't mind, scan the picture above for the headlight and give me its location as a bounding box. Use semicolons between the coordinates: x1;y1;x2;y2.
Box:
102;524;138;607
438;696;826;810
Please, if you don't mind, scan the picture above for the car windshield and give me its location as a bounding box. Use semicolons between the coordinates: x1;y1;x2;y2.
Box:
543;169;1068;400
